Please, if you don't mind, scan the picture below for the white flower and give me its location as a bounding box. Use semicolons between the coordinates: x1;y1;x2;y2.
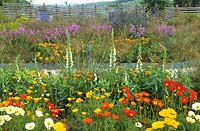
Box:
15;107;25;116
0;107;7;112
135;122;142;128
186;117;195;123
3;115;12;121
195;115;200;121
46;93;50;97
192;102;200;111
25;122;35;130
188;111;195;117
44;118;54;130
6;106;15;114
36;110;43;117
0;116;5;125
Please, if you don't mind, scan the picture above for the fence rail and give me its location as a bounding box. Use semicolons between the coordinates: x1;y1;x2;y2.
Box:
2;2;136;20
164;7;200;21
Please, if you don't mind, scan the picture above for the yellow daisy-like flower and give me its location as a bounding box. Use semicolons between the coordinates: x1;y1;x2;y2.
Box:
159;108;177;119
81;112;87;115
32;80;38;85
26;111;32;117
145;128;153;131
14;96;20;101
72;108;79;113
8;92;13;96
117;89;122;93
164;117;179;128
65;103;71;108
33;98;40;103
86;91;93;99
101;88;106;92
26;89;32;94
105;92;111;97
26;96;33;101
93;108;101;113
77;91;83;96
53;122;66;131
44;98;49;103
75;98;83;104
100;95;105;99
93;96;100;100
152;121;165;129
67;98;74;102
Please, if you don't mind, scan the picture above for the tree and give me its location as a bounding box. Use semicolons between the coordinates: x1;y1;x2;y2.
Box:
174;0;200;7
0;0;28;6
141;0;170;13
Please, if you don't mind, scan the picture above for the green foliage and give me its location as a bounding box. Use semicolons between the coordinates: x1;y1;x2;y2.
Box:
141;0;170;12
174;0;200;7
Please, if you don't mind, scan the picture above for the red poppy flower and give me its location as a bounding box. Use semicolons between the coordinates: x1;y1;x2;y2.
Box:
19;94;27;99
121;98;128;105
122;86;129;93
190;95;197;102
188;90;197;96
84;118;93;124
126;92;133;101
47;102;55;110
176;91;183;96
180;96;188;104
164;80;170;87
122;109;137;117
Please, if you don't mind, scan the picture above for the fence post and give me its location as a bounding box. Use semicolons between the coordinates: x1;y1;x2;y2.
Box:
29;2;32;18
94;5;97;18
68;4;71;19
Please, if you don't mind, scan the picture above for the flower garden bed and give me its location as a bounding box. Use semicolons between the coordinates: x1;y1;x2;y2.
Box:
0;7;200;131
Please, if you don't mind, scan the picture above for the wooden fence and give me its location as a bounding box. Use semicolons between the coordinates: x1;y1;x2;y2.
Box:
7;3;200;22
2;2;136;20
164;7;200;21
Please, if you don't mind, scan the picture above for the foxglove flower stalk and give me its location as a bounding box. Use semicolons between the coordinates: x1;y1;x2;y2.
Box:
136;43;143;73
94;73;97;82
66;31;73;71
109;29;117;70
159;43;166;72
124;72;128;85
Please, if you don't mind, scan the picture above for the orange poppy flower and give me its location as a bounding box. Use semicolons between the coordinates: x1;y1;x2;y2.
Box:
84;118;93;124
142;92;150;97
135;97;143;102
112;114;119;120
152;98;159;106
101;102;110;109
143;97;150;105
103;111;111;117
135;93;143;97
158;101;164;108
